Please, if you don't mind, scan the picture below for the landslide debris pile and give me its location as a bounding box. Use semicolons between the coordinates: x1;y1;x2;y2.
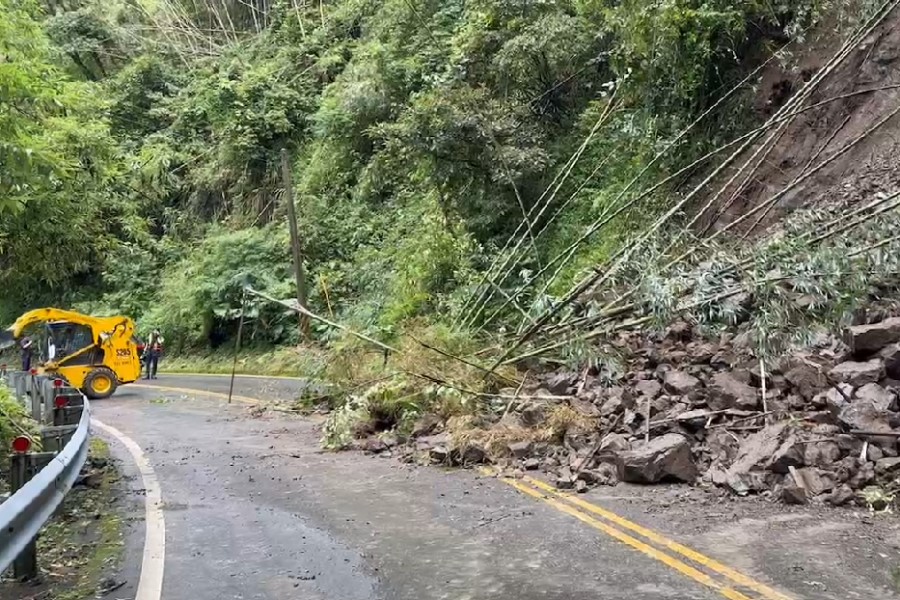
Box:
324;5;900;511
384;315;900;507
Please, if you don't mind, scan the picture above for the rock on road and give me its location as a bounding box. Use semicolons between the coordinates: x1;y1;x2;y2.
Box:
93;374;900;600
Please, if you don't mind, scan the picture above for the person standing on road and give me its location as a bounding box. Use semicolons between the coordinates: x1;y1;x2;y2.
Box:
20;336;33;371
144;329;164;379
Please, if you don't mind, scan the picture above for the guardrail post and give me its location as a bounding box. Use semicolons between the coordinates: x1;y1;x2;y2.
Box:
10;453;37;580
13;372;26;404
28;372;41;422
9;450;57;580
53;403;83;427
42;379;53;423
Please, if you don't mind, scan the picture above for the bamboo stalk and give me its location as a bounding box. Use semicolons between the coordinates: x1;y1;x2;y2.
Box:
470;57;788;331
486;127;542;267
407;334;519;386
503;264;900;364
504;1;900;351
541;187;900;344
500;374;530;421
482;85;897;345
243;286;399;354
461;95;621;329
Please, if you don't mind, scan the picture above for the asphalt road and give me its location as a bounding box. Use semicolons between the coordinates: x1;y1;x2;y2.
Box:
90;374;900;600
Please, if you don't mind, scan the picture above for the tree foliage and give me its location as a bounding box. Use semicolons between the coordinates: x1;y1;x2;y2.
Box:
0;0;849;348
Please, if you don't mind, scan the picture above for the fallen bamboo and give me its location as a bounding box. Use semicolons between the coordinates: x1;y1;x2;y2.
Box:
480;84;900;336
466;46;795;331
850;430;900;438
244;286;399;354
498;1;900;348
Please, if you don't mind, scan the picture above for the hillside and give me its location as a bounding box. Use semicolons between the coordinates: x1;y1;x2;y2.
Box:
3;0;900;497
708;7;900;234
0;0;884;343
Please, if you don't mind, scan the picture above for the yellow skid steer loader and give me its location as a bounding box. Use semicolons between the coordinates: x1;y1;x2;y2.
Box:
0;308;142;399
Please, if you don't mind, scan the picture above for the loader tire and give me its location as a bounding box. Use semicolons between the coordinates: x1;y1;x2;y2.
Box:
83;367;118;399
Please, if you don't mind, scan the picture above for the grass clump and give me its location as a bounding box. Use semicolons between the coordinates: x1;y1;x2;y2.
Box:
320;320;515;450
162;344;327;378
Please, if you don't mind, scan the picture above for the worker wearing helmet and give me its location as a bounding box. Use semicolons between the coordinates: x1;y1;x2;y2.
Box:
144;329;164;379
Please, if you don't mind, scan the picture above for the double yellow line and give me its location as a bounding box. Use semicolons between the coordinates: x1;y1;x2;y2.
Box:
133;381;793;600
480;468;795;600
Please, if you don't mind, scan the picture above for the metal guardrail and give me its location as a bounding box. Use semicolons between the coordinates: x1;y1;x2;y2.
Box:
0;371;91;578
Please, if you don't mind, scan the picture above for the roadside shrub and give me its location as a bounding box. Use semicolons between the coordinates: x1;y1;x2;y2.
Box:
0;383;39;455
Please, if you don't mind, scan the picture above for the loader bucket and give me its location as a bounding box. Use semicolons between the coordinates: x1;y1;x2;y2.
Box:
0;330;16;351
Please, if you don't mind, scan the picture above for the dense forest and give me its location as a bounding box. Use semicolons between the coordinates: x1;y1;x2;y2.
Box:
0;0;885;364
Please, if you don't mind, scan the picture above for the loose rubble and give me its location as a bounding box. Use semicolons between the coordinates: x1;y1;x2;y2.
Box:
349;316;900;508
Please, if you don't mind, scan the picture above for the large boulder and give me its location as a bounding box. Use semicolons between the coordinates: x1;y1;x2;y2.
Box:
707;372;759;411
880;344;900;378
723;422;789;494
824;484;856;506
830;359;885;387
814;385;853;419
457;442;488;465
598;433;630;454
782;482;808;504
838;401;893;433
635;379;662;399
855;383;896;412
544;372;578;395
803;440;841;468
875;456;900;476
618;433;697;483
784;364;828;399
769;435;805;474
847;317;900;354
507;441;533;459
848;461;876;489
599;387;634;417
663;370;701;395
792;467;837;496
411;413;442;438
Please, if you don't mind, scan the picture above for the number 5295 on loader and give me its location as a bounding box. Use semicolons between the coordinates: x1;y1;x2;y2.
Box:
0;308;142;399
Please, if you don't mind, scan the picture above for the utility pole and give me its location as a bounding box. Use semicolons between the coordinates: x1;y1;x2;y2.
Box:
279;148;310;339
227;290;247;405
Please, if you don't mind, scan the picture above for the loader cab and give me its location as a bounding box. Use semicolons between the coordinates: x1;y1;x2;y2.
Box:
45;320;104;365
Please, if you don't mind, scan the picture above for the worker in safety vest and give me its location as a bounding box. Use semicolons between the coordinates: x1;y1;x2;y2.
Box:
144;329;164;379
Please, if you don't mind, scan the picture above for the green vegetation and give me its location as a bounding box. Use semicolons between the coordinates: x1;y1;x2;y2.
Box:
161;345;320;377
2;0;891;433
0;383;40;467
0;0;845;345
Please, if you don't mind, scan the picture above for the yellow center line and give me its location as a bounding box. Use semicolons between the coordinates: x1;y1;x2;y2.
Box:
129;383;261;406
125;380;788;600
521;476;793;600
500;476;752;600
157;371;306;381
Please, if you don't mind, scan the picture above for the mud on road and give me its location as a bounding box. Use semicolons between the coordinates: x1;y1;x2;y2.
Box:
86;374;900;600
